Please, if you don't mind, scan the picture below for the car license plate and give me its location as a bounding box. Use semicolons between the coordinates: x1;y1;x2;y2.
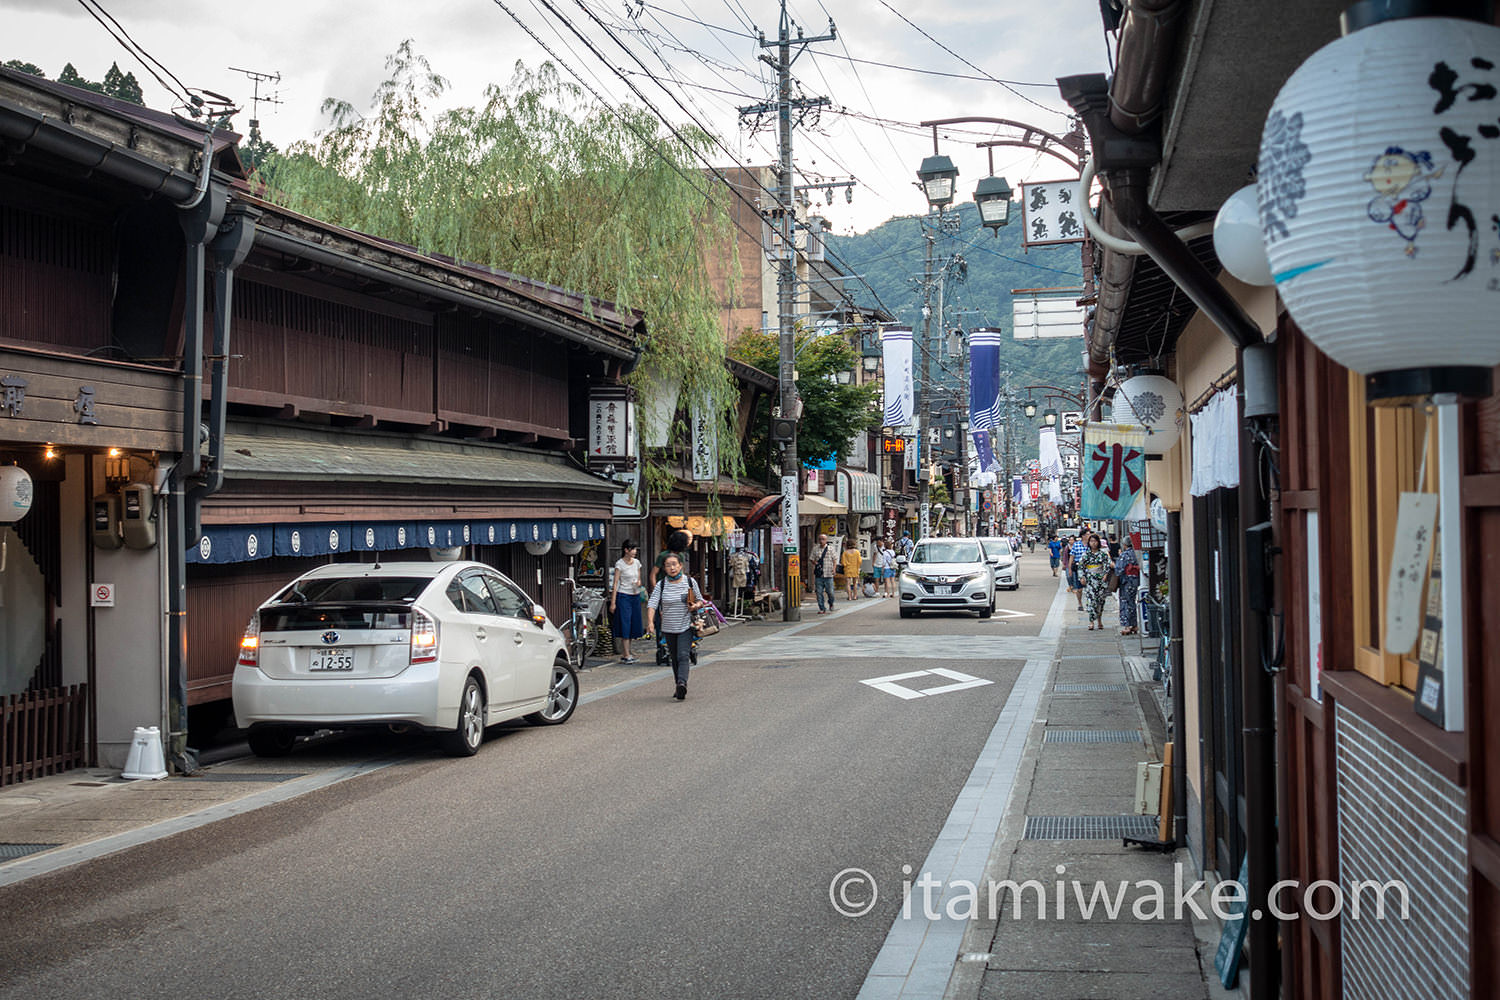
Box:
309;648;354;671
934;585;952;595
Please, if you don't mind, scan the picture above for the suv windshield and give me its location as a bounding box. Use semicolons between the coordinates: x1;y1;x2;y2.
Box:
980;539;1013;557
911;541;982;564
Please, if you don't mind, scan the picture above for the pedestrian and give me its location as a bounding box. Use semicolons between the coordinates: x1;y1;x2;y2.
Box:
647;553;705;700
899;531;915;559
1107;533;1121;561
811;533;838;613
1068;532;1090;610
1115;535;1141;635
878;540;897;597
1081;533;1112;630
840;537;863;601
1047;535;1063;577
650;529;692;588
609;540;645;663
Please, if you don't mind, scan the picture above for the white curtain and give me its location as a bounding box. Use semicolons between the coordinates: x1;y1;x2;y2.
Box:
1189;387;1241;497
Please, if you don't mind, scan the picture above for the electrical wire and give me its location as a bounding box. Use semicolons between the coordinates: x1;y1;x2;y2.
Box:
74;0;194;109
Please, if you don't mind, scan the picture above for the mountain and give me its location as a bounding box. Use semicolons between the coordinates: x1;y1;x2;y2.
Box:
826;201;1088;463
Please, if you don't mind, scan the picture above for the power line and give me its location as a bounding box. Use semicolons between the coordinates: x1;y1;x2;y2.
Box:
74;0;194;108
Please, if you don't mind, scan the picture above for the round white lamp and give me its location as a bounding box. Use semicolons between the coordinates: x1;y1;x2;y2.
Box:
1258;4;1500;401
0;466;33;522
1113;373;1184;454
1213;184;1274;286
524;540;553;557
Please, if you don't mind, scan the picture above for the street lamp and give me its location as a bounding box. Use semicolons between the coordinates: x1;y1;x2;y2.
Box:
861;356;880;374
835;368;853;385
916;154;959;209
1023;400;1038;419
1042;408;1058;428
973;174;1013;234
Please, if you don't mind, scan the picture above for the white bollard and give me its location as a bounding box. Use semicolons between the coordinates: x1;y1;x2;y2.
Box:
121;726;168;780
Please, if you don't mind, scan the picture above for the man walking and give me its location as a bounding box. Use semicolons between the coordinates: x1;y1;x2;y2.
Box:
812;533;838;614
1068;532;1089;610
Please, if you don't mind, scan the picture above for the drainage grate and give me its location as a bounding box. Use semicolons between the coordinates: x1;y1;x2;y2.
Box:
194;772;304;783
1023;815;1159;840
1053;683;1129;693
1043;729;1142;743
0;843;61;863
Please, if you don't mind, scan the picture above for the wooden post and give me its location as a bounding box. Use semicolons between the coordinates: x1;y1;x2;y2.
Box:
1158;741;1175;842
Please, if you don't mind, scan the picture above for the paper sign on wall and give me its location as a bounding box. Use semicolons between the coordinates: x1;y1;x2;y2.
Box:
1384;491;1438;655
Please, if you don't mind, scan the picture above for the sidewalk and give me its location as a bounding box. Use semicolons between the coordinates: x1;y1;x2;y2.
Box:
950;601;1237;1000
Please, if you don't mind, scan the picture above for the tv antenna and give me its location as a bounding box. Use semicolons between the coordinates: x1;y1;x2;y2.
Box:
227;66;281;129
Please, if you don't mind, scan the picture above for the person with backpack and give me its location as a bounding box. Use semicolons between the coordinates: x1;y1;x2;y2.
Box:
647;552;705;700
811;533;838;614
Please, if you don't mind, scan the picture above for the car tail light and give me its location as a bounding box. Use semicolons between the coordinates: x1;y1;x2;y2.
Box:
410;609;439;664
237;615;261;668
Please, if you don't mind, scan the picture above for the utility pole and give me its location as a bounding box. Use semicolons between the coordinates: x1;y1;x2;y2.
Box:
742;1;834;622
917;216;937;539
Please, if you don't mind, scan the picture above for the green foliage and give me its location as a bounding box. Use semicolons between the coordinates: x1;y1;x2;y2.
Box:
730;329;880;483
829;205;1089;463
4;60;46;78
57;63;97;92
259;43;738;501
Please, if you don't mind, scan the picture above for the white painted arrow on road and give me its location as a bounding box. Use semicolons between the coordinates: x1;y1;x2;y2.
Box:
861;667;995;700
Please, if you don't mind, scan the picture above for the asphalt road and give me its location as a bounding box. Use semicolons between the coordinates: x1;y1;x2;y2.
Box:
0;558;1060;1000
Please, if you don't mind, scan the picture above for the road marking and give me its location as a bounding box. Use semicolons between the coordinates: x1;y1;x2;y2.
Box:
861;668;994;700
988;608;1033;620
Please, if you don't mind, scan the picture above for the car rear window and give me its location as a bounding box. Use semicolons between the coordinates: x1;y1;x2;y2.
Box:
273;576;429;604
260;605;413;632
912;541;982;563
981;539;1013;557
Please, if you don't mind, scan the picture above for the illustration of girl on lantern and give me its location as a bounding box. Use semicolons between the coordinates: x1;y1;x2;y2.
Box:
1364;146;1445;258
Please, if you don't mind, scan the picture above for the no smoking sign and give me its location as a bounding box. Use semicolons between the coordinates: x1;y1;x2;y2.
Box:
90;582;115;607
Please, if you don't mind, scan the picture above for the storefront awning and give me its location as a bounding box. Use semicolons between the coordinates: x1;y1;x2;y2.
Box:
836;470;882;514
188;517;607;565
798;494;848;517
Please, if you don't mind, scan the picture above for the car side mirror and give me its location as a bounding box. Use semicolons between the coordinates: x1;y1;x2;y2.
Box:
987;555;1000;565
530;604;548;628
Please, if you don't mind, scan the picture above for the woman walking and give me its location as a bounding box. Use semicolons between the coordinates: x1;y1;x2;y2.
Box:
841;538;863;601
1115;535;1141;635
609;540;645;662
1080;533;1113;630
877;541;897;596
647;553;705;700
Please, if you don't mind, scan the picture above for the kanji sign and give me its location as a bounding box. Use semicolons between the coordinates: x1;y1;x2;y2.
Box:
1081;424;1147;520
588;385;632;463
1060;410;1083;435
1019;179;1087;247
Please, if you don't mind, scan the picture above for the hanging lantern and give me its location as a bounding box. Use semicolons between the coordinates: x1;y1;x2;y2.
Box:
0;466;33;523
524;540;553;557
1113;373;1184;454
1212;184;1274;286
1257;8;1500;402
559;539;585;556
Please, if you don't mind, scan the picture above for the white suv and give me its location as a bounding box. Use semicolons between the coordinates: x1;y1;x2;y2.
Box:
978;537;1020;591
233;561;575;758
897;539;996;618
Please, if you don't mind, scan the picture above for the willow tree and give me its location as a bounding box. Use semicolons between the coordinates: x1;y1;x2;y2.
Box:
262;44;740;502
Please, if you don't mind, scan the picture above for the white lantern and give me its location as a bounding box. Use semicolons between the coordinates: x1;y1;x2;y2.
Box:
1213;184;1274;286
1113;374;1184;455
0;466;33;523
559;539;585;556
524;540;553;557
1258;12;1500;401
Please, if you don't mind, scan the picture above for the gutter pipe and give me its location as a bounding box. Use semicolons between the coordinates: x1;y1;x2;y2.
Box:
0;102;200;202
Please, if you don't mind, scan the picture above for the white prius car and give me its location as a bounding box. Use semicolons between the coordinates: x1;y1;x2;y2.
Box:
897;538;996;618
233;561;576;758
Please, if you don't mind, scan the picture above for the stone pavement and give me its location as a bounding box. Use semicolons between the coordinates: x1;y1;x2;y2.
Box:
948;606;1239;1000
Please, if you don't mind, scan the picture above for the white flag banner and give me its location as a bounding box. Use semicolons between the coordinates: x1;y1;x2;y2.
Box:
690;390;718;483
882;326;914;427
1038;427;1064;480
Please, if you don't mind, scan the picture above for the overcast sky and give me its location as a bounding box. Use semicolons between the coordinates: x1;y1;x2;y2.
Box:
4;0;1110;234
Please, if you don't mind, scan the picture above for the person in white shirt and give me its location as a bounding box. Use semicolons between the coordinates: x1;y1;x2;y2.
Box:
610;541;645;663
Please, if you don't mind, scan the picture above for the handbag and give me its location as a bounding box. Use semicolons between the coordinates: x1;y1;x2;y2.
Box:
693;617;721;637
1106;569;1120;593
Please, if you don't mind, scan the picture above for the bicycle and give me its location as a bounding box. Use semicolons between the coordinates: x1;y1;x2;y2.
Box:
558;578;606;671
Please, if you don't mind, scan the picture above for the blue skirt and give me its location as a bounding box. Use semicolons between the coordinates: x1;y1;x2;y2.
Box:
613;593;644;639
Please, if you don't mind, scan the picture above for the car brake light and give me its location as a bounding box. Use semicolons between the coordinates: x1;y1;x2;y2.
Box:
410;610;439;664
237;615;261;667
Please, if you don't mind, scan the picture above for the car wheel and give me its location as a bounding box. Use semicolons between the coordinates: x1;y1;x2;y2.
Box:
980;602;993;619
440;675;486;757
526;658;578;726
246;726;297;757
899;606;915;619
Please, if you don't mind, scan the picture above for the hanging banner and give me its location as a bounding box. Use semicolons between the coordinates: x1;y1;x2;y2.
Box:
1038;427;1064;480
690;390;718;483
882;326;914;427
971;430;1000;476
1082;424;1147;520
967;327;1003;429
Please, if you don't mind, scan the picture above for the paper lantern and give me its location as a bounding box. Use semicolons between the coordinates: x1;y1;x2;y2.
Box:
1112;374;1184;454
524;540;553;557
0;466;33;523
1212;184;1274;286
559;539;585;556
1258;12;1500;401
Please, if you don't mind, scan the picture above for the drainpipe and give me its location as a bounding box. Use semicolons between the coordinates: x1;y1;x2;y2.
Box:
1059;37;1275;1000
1166;510;1188;848
165;178;227;774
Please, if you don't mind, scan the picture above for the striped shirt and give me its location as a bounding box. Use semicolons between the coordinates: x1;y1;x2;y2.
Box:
648;575;702;633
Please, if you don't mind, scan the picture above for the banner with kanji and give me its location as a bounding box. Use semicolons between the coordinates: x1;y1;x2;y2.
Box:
971;429;1000;476
967;328;1002;429
882;327;914;427
1082;424;1147;520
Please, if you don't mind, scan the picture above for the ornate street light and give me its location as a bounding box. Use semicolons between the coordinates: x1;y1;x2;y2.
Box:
835;368;853;385
861;356;880;374
973;174;1013;234
1023;400;1038;419
916;154;959;209
1042;408;1058;428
